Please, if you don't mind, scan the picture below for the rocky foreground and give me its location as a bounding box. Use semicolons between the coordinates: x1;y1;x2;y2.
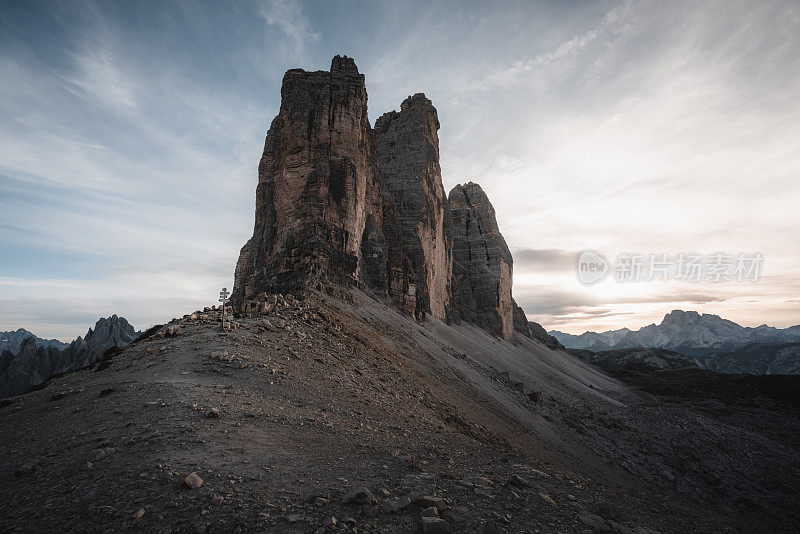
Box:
1;289;797;533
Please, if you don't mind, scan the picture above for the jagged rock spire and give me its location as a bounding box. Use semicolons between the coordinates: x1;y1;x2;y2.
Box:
374;93;453;321
232;56;417;314
449;182;515;340
233;56;532;342
330;54;358;74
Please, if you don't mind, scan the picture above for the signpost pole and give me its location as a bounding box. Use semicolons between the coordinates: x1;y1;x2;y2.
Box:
219;288;230;331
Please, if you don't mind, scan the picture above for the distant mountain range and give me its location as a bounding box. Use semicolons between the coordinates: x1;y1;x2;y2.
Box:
551;310;800;374
0;329;69;354
0;315;140;398
551;310;800;351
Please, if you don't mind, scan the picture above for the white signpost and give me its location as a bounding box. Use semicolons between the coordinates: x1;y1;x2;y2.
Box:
219;288;230;330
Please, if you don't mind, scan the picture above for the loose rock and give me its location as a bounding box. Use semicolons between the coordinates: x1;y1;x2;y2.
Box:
342;486;377;505
184;472;204;489
421;506;438;517
384;496;411;512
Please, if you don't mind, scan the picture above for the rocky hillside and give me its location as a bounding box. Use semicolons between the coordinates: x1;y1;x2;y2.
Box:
1;291;797;532
568;348;702;372
703;342;800;374
0;315;139;398
232;55;536;342
0;329;69;354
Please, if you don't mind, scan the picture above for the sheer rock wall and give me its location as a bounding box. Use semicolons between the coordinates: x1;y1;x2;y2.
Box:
233;56;544;344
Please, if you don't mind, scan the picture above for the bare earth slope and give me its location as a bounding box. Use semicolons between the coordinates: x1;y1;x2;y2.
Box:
1;290;797;533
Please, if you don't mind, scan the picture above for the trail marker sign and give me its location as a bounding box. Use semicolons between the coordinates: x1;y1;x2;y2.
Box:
219;288;230;329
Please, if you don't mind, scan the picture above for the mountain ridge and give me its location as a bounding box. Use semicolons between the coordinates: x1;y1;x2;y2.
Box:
552;311;800;374
0;315;140;398
0;328;69;354
551;310;800;351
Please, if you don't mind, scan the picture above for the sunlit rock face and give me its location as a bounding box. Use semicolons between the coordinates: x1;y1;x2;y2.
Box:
374;93;453;321
232;56;417;314
448;182;515;340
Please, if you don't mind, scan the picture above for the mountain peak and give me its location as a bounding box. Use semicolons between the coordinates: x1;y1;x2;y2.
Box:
661;310;702;325
1;315;139;398
330;54;358;74
232;56;526;341
400;92;433;112
552;309;800;354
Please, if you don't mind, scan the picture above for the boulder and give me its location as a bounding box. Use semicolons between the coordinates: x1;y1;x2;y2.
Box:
412;495;448;511
383;496;411;512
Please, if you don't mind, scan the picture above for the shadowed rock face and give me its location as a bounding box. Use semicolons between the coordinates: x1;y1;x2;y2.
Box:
0;315;138;398
232;55;417;314
568;347;702;372
0;329;68;355
374;94;453;321
449;182;514;340
232;56;543;343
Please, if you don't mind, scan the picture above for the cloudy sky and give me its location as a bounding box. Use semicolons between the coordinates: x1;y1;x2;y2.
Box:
1;0;799;340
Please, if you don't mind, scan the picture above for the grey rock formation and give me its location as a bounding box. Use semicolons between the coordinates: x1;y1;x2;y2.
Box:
0;315;139;398
374;94;453;321
232;55;417;316
512;301;533;339
0;329;68;355
448;182;514;340
529;323;565;351
232;56;550;345
549;328;631;351
0;339;62;397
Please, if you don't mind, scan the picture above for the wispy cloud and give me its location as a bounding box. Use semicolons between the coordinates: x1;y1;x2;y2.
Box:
63;50;137;110
1;0;798;339
483;27;601;89
258;0;320;58
513;249;577;272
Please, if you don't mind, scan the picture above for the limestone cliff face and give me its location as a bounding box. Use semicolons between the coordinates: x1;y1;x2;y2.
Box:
374;94;452;321
233;56;549;345
448;183;514;340
232;56;417;314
